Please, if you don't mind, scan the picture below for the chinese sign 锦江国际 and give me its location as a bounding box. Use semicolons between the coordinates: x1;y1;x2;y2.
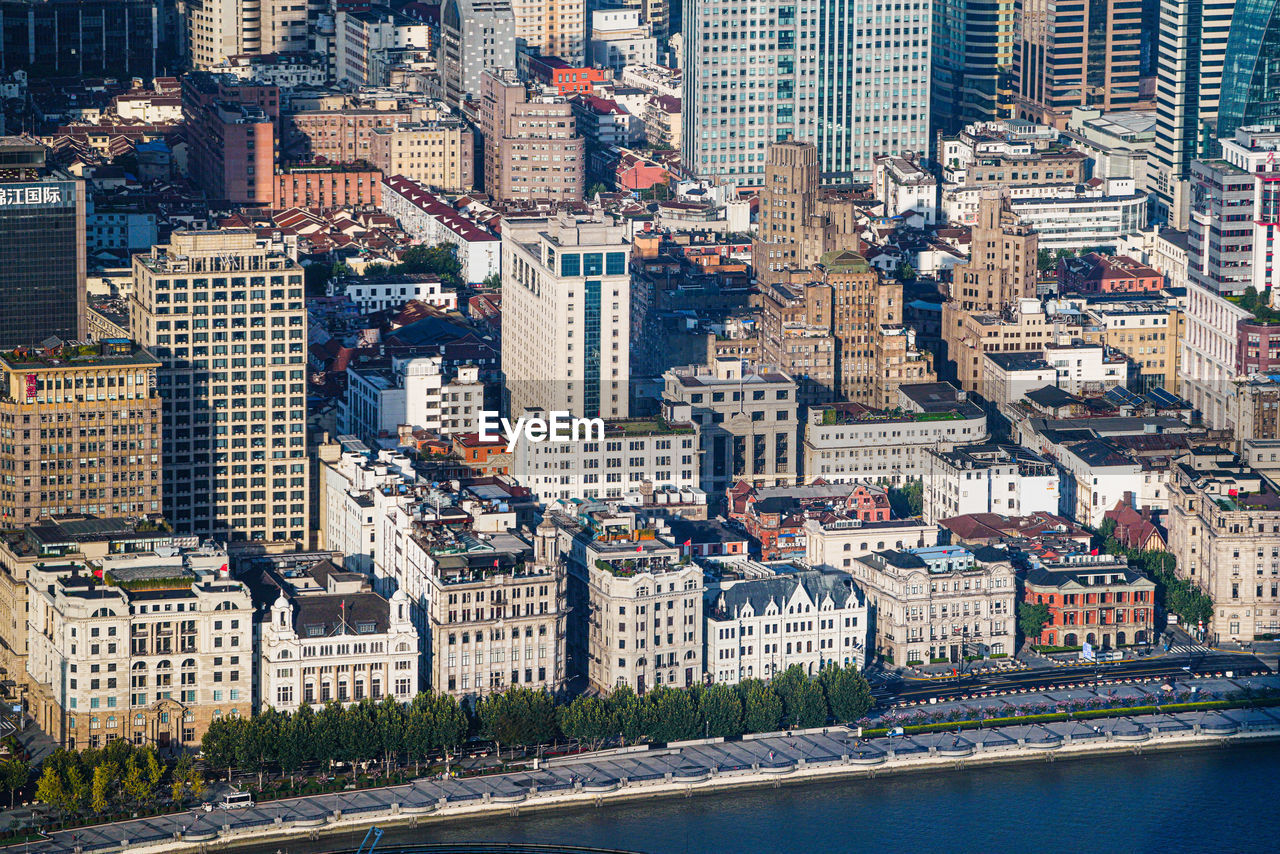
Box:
0;184;68;207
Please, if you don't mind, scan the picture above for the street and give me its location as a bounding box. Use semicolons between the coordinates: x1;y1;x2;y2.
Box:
870;649;1272;706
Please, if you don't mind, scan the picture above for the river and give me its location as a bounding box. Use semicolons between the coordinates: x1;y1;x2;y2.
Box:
238;741;1280;854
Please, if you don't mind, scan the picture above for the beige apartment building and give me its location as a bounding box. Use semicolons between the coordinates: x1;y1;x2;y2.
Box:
1083;301;1184;394
368;120;475;194
0;340;162;525
186;0;309;68
950;192;1038;313
942;298;1065;397
1167;453;1280;641
131;230;309;544
850;545;1017;665
479;68;584;202
26;547;253;750
512;0;586;62
425;520;566;697
554;508;704;692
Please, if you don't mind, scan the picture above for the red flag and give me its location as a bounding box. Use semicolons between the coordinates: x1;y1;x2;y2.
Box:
636;544;643;552
1090;548;1098;556
493;559;499;567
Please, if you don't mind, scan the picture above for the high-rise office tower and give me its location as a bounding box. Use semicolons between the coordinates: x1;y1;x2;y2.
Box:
0;0;163;80
1014;0;1145;128
931;0;1017;133
130;231;310;544
1148;0;1233;229
682;0;931;185
1219;0;1280;142
439;0;517;108
0;141;85;349
501;212;630;420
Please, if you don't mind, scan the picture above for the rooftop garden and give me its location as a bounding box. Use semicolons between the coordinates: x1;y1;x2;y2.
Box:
1228;286;1280;323
101;572;192;591
605;417;692;436
819;406;963;426
594;554;690;577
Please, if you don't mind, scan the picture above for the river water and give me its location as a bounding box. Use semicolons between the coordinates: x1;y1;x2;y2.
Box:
242;742;1280;854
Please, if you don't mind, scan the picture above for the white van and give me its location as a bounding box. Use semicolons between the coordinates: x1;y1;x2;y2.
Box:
218;791;255;810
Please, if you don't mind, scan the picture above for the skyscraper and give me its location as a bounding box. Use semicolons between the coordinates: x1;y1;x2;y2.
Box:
439;0;517;108
1014;0;1145;128
1148;0;1234;229
0;141;85;349
130;231;309;544
682;0;931;185
931;0;1017;133
184;0;310;69
500;213;631;419
1218;0;1280;142
0;0;163;80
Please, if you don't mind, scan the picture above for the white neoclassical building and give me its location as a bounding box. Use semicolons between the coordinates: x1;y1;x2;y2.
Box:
704;565;868;685
256;559;419;711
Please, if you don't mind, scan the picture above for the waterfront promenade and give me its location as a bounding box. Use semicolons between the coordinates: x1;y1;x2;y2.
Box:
9;674;1280;854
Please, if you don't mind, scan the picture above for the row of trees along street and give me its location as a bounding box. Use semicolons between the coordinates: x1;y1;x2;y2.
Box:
196;664;873;788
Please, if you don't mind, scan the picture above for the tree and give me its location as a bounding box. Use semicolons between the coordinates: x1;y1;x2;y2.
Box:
557;695;616;750
278;706;312;782
820;664;874;723
482;272;501;289
736;679;782;734
888;480;923;518
694;683;743;738
1018;601;1052;645
34;764;68;819
640;687;698;743
397;244;463;286
64;763;89;816
1037;248;1055;273
313;702;345;768
429;692;468;753
585;181;610;200
606;685;644;745
771;667;826;729
201;716;241;782
0;758;28;810
90;761;119;815
170;753;203;806
375;696;406;773
121;754;151;809
895;262;917;284
476;687;558;753
238;708;281;787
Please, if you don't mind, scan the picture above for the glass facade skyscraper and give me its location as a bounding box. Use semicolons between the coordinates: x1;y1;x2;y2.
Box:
1219;0;1280;142
0;178;85;349
682;0;931;185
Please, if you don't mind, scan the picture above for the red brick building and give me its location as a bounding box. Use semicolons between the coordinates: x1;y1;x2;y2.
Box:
1057;253;1164;295
182;72;280;206
1023;560;1156;649
525;55;609;95
451;433;510;476
728;480;890;560
273;162;382;209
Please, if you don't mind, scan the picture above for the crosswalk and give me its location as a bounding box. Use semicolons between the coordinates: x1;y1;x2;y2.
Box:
1169;643;1212;654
